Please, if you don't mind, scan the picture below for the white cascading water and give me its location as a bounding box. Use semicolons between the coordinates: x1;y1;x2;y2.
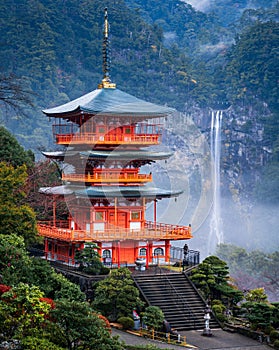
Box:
208;110;224;255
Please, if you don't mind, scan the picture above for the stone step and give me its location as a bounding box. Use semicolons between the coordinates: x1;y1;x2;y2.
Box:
133;272;220;331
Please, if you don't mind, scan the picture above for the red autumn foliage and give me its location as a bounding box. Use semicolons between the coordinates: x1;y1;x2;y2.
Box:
40;297;56;309
0;284;11;295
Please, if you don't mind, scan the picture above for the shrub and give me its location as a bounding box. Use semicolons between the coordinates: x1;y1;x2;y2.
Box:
270;330;279;343
264;325;274;335
274;339;279;350
100;265;110;275
21;337;65;350
117;316;134;330
141;306;164;331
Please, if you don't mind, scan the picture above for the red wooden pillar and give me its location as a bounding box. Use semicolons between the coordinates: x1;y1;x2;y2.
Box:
117;241;120;268
165;239;170;264
148;241;153;266
153;199;157;226
146;242;149;269
44;239;48;260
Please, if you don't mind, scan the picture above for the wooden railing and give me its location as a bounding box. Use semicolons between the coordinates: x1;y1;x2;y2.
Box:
55;133;161;145
37;221;192;242
62;172;152;183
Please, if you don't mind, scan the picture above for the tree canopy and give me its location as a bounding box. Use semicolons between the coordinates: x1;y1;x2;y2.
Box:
0;162;38;245
93;267;144;321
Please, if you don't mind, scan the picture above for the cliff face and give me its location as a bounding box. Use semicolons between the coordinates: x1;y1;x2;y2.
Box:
160;101;277;256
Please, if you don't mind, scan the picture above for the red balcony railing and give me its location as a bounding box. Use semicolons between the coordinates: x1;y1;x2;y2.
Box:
55;133;161;145
62;172;152;184
37;221;192;242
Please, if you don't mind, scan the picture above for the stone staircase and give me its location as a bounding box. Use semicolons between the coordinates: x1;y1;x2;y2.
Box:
133;270;220;331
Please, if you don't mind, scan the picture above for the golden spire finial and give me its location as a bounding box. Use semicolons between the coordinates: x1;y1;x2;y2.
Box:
98;7;116;89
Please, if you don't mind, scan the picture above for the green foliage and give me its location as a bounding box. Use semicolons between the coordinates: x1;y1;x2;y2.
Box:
0;233;31;286
93;267;144;321
0;162;38;245
0;236;85;302
245;288;268;303
52;273;85;302
274;339;279;350
21;336;65;350
225;21;279;112
190;255;243;305
240;301;276;331
0;283;51;340
75;242;104;275
0;126;34;168
117;316;135;330
270;330;279;342
50;299;124;350
141;305;164;331
126;346;167;350
27;258;85;301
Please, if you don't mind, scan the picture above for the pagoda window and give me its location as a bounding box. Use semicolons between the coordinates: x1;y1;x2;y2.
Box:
125;127;131;134
139;248;147;256
154;247;164;256
95;211;105;221
97;126;106;134
102;249;111;258
94;211;105;232
131;211;141;220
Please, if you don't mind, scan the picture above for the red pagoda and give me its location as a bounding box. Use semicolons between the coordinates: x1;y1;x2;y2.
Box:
38;9;192;268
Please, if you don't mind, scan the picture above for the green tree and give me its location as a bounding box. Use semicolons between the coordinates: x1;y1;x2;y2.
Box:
241;289;276;331
27;258;85;302
0;233;31;286
245;287;268;303
141;306;164;331
0;126;34;168
0;162;38;245
75;242;105;275
93;267;144;321
189;256;243;306
0;283;51;340
50;300;124;350
225;21;279;112
21;337;65;350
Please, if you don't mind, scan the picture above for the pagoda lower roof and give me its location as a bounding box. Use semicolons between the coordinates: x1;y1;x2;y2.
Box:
42;149;173;161
39;185;183;199
42;88;175;118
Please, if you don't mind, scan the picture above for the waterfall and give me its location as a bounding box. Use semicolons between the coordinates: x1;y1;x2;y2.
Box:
208;110;224;254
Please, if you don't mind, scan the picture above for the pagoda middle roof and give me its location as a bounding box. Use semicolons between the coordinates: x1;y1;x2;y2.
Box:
42;88;175;118
42;149;173;161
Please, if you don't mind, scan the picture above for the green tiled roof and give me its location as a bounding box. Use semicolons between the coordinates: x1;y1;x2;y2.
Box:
80;149;173;160
42;88;175;117
75;186;183;199
42;149;173;161
39;185;183;199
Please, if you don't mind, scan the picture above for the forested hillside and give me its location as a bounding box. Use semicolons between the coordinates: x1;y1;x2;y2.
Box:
0;0;278;252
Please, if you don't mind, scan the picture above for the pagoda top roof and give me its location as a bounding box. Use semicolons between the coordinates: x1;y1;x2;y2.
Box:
42;88;175;118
